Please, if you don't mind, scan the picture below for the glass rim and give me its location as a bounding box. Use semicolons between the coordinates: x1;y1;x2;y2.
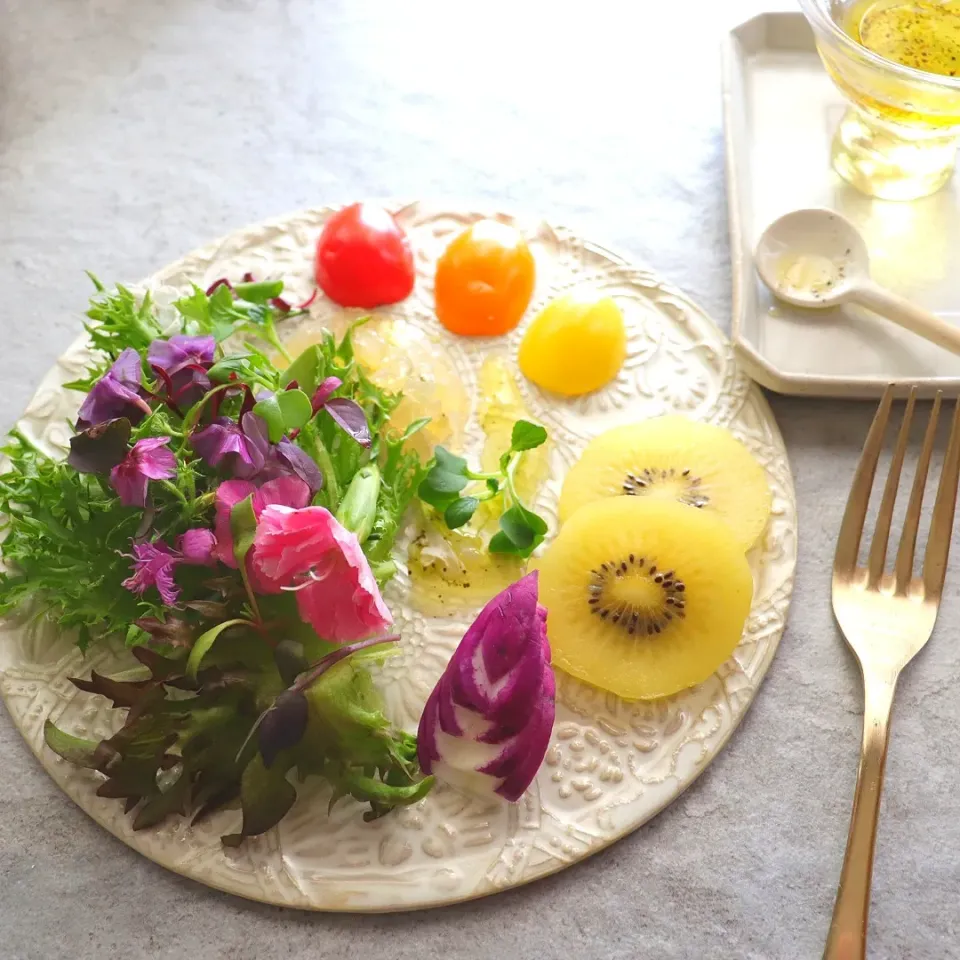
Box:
799;0;960;91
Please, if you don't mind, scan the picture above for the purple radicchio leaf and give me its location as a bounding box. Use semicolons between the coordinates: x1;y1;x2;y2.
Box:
416;572;555;802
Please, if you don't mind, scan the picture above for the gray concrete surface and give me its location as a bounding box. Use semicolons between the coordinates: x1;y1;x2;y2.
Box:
2;1;960;957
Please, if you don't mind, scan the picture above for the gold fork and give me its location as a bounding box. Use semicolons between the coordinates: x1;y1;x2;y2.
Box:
824;386;960;960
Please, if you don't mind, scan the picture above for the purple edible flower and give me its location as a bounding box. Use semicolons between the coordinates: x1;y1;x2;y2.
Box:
121;540;181;606
148;334;216;409
178;528;217;566
148;334;215;374
109;437;177;507
77;348;152;429
191;412;270;479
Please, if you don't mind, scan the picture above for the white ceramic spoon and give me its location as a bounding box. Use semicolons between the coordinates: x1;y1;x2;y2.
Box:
755;208;960;357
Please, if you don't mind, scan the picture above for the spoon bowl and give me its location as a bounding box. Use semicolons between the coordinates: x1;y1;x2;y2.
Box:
754;207;960;357
755;208;869;309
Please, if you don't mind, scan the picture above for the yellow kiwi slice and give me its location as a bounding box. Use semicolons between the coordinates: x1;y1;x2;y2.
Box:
538;496;753;700
558;416;771;550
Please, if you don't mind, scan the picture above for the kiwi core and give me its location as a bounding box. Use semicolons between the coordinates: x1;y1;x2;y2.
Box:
587;555;687;636
622;466;709;509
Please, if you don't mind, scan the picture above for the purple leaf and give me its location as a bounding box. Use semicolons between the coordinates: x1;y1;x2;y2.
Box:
134;616;195;651
324;398;371;447
258;689;309;768
273;440;323;494
67;418;132;474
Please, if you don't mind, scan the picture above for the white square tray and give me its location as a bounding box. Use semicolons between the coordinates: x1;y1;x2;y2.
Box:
723;11;960;398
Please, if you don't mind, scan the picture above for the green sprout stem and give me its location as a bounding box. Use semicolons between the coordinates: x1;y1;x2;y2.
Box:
504;454;522;506
257;318;292;364
463;467;499;482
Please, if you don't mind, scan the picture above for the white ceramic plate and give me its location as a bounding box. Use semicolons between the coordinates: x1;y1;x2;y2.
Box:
0;202;797;911
724;12;960;398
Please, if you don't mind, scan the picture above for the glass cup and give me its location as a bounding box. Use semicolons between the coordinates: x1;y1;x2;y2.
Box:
799;0;960;200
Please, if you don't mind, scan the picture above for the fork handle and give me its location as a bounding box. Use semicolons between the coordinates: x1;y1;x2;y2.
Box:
823;674;898;960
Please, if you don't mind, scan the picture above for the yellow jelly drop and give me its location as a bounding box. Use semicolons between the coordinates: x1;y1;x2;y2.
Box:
518;293;627;396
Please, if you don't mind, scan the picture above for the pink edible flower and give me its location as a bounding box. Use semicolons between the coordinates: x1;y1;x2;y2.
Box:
110;437;177;507
178;528;217;566
252;505;392;643
121;540;180;606
212;476;311;591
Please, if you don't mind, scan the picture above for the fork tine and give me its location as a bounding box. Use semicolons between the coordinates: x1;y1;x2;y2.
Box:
835;386;894;576
922;396;960;598
867;387;917;587
894;392;942;591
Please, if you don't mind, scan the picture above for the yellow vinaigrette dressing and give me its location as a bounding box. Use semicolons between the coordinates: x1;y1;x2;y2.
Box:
843;0;960;76
408;355;549;614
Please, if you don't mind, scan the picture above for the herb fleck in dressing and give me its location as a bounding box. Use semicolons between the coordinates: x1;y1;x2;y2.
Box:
845;0;960;77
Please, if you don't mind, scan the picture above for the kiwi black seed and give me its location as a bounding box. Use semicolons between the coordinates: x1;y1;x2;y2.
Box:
586;554;686;636
621;466;710;508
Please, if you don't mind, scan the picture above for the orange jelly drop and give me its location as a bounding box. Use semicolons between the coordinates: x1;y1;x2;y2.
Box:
434;220;536;336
